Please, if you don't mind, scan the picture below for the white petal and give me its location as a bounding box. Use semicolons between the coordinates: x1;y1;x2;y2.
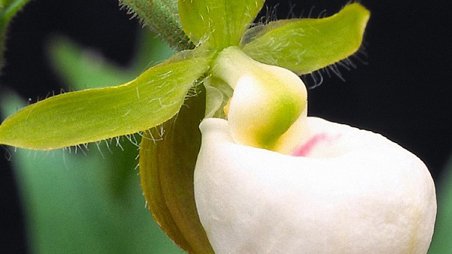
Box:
194;117;436;254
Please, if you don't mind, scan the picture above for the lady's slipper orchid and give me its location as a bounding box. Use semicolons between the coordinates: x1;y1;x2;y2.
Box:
195;50;437;253
0;0;437;253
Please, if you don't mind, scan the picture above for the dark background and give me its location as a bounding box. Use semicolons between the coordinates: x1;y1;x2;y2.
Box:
1;0;451;253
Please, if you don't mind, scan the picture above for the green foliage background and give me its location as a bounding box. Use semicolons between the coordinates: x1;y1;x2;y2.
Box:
1;32;183;253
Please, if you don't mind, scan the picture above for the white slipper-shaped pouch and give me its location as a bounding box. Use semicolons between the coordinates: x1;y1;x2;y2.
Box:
195;47;436;254
195;117;436;254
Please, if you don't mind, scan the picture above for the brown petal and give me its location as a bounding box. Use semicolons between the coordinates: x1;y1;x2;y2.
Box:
139;87;214;253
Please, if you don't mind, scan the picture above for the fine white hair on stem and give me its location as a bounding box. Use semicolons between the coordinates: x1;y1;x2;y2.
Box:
125;134;140;148
251;3;369;90
97;140;109;155
303;71;324;89
285;1;297;19
302;41;368;89
94;141;105;158
141;125;165;144
114;137;125;151
256;3;279;25
307;5;316;18
134;151;140;172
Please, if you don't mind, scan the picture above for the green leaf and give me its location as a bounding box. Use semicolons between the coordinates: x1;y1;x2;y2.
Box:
241;3;370;75
48;31;175;195
119;0;192;50
0;0;30;69
429;156;452;254
178;0;264;49
1;91;183;254
140;86;214;254
0;50;212;149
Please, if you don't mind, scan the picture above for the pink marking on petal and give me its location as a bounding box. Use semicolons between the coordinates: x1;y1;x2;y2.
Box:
292;133;340;157
292;134;327;156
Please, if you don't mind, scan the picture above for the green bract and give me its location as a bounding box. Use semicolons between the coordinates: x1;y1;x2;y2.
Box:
0;1;370;253
0;50;212;149
242;3;370;75
140;89;214;253
119;0;192;50
179;0;265;49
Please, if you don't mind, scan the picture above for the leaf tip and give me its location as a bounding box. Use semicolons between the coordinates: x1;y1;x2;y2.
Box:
345;2;371;26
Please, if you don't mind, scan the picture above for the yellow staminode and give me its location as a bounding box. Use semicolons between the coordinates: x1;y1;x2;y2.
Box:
212;46;307;153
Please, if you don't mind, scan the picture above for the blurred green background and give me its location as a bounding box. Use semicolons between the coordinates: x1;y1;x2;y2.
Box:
1;27;184;253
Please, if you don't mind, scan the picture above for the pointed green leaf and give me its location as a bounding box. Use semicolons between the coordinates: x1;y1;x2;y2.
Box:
242;3;370;75
140;87;214;253
178;0;264;49
0;50;212;149
1;92;183;254
48;33;173;194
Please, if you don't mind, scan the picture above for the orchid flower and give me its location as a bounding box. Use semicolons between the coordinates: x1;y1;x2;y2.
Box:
195;43;436;254
0;0;436;253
